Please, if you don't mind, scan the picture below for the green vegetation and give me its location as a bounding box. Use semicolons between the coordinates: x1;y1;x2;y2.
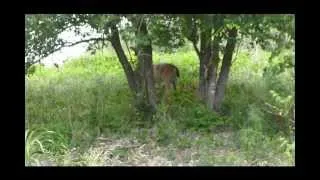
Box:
26;45;294;166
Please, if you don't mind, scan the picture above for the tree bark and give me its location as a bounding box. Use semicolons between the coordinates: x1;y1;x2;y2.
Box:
213;27;238;111
135;20;157;117
110;25;138;94
109;21;157;118
199;59;207;100
206;37;221;110
188;15;237;113
198;26;212;101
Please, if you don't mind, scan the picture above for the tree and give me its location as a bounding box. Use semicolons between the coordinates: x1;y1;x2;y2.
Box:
25;14;294;115
25;14;106;72
107;15;157;119
174;14;294;112
25;14;159;120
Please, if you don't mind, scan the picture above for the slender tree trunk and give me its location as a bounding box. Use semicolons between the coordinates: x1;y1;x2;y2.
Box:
206;37;221;110
213;27;237;111
199;59;207;100
206;64;216;109
198;26;212;101
110;25;138;93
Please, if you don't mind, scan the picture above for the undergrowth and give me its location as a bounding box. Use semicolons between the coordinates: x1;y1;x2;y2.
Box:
26;47;294;166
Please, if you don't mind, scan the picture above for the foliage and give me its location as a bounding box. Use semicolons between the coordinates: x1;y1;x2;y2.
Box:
173;14;294;53
26;14;88;64
26;46;294;166
238;128;294;165
25;14;294;67
25;128;68;165
25;14;294;166
148;15;186;52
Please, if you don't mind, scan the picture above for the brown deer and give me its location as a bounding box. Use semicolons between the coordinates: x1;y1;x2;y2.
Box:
153;63;179;90
152;63;180;101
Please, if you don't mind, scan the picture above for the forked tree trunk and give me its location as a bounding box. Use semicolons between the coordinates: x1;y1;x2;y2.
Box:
213;27;238;111
196;27;237;113
135;20;157;118
109;23;157;119
190;15;237;113
197;27;222;110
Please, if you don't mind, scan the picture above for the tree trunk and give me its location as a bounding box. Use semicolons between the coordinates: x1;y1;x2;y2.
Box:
109;23;154;118
213;27;238;112
198;24;222;110
135;20;157;118
110;25;138;93
198;26;212;101
189;15;236;113
206;37;221;110
198;59;207;100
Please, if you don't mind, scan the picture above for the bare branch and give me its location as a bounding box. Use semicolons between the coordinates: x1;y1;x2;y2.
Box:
63;37;106;48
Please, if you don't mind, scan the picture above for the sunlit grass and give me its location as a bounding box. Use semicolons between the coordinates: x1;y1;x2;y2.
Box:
26;46;294;166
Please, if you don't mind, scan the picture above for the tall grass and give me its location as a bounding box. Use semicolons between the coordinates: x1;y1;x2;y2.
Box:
26;46;294;166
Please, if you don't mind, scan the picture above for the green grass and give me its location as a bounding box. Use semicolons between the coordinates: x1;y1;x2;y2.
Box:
26;46;295;166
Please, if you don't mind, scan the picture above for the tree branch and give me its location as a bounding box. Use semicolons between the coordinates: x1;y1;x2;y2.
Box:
63;37;106;48
191;40;200;58
188;16;200;58
27;37;106;66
